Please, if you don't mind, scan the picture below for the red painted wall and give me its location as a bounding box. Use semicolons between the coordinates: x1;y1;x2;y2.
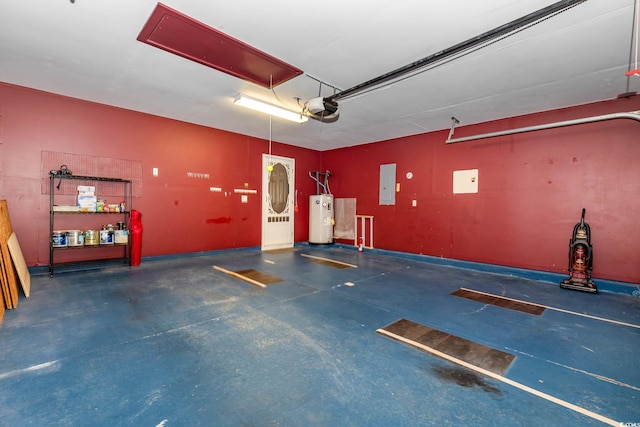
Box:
0;83;321;265
322;96;640;283
2;82;639;284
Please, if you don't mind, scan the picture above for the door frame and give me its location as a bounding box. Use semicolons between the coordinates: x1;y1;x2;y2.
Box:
261;154;295;250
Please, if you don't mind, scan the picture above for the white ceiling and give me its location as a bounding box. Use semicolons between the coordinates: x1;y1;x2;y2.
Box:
1;0;638;151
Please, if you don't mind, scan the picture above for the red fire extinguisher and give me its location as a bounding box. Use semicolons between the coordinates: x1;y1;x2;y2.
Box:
130;209;143;266
358;236;363;252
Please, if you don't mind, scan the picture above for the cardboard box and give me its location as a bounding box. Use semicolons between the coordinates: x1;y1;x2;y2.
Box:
77;185;95;195
77;195;97;212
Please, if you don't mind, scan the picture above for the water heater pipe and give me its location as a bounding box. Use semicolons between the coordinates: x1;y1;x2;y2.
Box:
445;110;640;144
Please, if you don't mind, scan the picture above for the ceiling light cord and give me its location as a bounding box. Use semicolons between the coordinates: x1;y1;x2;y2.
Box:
305;74;342;94
636;0;640;71
632;0;639;73
269;75;272;161
623;0;640;85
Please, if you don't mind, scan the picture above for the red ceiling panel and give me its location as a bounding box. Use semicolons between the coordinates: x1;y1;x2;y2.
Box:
137;3;303;88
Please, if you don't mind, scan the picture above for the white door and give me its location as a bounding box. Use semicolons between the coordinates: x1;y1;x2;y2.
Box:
262;154;295;250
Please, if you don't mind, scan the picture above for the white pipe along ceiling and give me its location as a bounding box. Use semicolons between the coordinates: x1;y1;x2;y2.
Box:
445;110;640;143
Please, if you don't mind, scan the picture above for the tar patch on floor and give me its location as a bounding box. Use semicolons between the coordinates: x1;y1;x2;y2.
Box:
235;269;283;285
264;248;297;254
300;253;357;269
308;259;352;269
451;288;545;315
431;365;503;396
377;318;515;376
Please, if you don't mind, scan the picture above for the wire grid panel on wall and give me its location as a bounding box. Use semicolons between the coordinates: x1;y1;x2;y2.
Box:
41;151;143;197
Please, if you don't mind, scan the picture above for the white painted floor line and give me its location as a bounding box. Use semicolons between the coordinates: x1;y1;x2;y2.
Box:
545;306;640;329
0;360;60;381
377;329;621;426
546;359;640;392
300;253;358;268
459;287;640;329
506;347;640;393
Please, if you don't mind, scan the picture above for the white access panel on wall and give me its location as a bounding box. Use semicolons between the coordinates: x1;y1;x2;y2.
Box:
379;163;396;205
453;169;479;194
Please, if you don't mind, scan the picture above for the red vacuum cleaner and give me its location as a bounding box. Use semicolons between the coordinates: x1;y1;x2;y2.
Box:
560;208;597;293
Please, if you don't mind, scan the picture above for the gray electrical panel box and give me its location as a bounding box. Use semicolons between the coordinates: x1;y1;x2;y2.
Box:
379;163;396;205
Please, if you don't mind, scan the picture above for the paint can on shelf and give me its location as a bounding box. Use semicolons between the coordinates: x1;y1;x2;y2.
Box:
66;230;84;247
99;225;114;245
114;229;129;244
84;230;99;246
51;231;67;247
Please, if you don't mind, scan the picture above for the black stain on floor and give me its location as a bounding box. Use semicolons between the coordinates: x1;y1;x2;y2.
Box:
431;365;503;397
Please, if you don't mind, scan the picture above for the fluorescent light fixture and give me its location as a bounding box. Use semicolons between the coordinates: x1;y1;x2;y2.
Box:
234;95;308;123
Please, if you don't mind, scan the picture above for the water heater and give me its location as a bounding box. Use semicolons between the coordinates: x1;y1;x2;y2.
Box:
309;194;334;244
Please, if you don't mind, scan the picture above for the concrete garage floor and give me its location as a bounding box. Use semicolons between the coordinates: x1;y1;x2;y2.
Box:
0;247;638;426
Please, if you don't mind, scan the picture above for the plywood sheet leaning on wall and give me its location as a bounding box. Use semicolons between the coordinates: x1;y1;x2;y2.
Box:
0;245;10;308
8;233;30;298
0;253;5;323
0;200;20;309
